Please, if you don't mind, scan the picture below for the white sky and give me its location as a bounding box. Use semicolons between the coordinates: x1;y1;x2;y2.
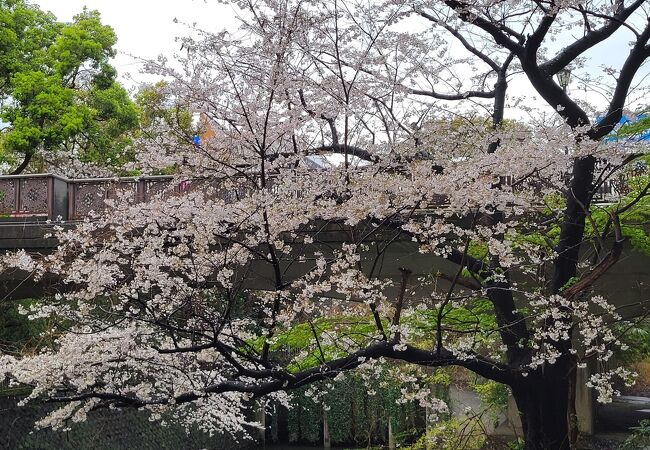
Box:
34;0;237;87
33;1;648;116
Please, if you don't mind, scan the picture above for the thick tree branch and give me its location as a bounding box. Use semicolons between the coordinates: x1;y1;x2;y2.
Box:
542;0;646;75
524;10;557;60
438;1;524;55
410;87;495;100
45;341;516;410
9;152;33;175
562;213;624;301
588;19;650;140
310;144;379;163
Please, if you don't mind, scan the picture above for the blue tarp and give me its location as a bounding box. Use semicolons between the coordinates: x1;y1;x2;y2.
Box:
597;113;650;142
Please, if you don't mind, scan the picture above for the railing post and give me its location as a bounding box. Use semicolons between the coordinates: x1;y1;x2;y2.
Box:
47;176;54;220
137;179;147;203
255;401;266;447
68;182;76;220
14;178;21;215
50;176;69;221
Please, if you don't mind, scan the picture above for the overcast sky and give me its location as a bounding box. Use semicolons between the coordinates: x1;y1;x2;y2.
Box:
34;0;237;87
33;1;648;115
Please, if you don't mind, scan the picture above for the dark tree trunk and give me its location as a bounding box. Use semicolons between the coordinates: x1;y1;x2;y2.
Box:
9;152;32;175
512;368;571;450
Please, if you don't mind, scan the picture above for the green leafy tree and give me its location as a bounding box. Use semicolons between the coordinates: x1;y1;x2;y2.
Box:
131;81;202;174
135;81;196;142
0;1;138;174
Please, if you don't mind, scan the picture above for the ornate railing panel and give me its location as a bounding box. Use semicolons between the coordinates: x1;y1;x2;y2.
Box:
67;177;178;220
18;178;49;215
107;181;138;205
0;175;68;219
0;179;17;215
145;179;178;200
70;182;109;219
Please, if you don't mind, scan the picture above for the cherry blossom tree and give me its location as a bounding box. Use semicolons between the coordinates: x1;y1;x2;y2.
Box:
2;1;650;449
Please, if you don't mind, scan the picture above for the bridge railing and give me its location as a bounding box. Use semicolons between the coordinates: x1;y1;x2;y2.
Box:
0;171;631;221
67;176;177;220
0;174;184;221
0;174;68;220
66;176;257;219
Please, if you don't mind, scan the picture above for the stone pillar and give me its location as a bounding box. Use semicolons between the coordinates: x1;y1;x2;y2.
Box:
256;401;266;447
323;409;331;449
576;363;595;435
505;394;523;435
388;417;396;450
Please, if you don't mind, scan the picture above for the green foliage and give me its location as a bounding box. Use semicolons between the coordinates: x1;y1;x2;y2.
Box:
77;81;139;167
615;164;650;254
131;81;201;174
621;225;650;255
426;368;453;387
286;371;431;446
614;320;650;365
0;299;47;355
0;0;58;85
506;438;525;450
507;149;650;280
287;390;322;443
616;115;650;138
619;419;650;450
0;1;139;173
259;297;499;374
509;153;650;281
135;82;194;135
401;418;486;450
406;297;498;349
583;162;650;256
542;192;566;212
559;276;579;293
472;380;508;412
467;240;488;260
254;316;383;372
